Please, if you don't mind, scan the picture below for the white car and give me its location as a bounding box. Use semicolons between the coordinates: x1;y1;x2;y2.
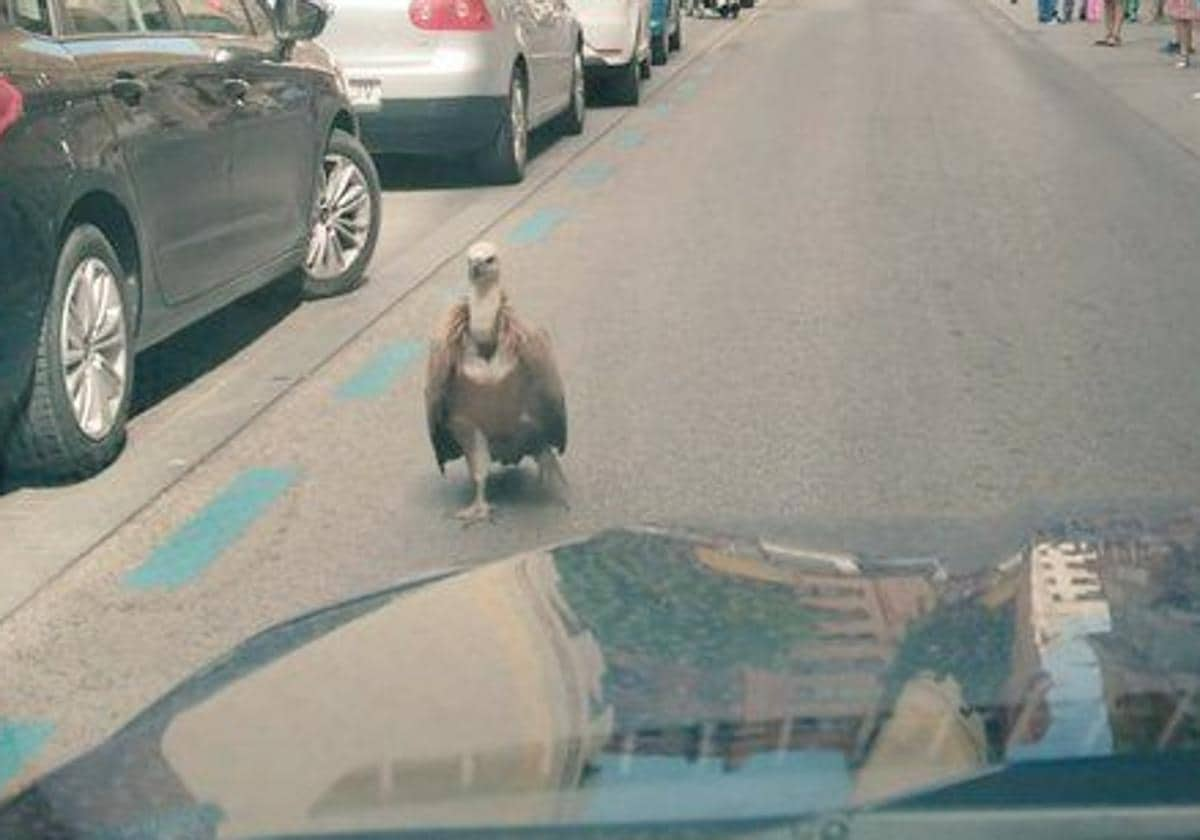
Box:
570;0;652;105
320;0;588;183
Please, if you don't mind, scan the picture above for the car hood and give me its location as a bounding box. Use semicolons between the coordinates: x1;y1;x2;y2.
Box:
4;517;1200;837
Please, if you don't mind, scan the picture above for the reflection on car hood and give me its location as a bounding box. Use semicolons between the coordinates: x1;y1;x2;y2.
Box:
5;514;1200;837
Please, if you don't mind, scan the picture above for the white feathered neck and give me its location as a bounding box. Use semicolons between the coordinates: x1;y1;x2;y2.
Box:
467;282;504;347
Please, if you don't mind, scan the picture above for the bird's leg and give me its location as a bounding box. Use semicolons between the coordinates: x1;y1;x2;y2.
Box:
536;449;570;509
456;429;494;525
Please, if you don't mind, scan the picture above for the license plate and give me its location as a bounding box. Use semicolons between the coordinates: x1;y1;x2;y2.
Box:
347;78;382;112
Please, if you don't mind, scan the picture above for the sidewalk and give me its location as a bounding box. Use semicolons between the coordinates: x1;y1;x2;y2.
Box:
980;0;1200;161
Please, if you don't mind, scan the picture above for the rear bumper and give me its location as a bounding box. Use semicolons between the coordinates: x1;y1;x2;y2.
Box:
581;17;636;67
583;45;635;68
358;96;506;155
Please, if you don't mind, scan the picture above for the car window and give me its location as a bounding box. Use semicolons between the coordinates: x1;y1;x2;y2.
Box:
242;0;271;35
4;0;52;34
62;0;169;33
175;0;253;34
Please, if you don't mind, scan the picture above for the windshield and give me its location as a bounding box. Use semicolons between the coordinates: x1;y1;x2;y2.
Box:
3;0;1200;835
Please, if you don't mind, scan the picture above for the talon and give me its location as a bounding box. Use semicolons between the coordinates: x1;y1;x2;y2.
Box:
455;501;494;525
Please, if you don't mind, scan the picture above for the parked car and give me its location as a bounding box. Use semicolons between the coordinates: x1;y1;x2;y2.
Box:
571;0;651;105
649;0;680;64
318;0;587;184
0;0;382;482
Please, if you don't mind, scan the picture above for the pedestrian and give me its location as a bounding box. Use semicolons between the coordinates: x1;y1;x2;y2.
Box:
1039;0;1058;22
1167;0;1200;65
1094;0;1125;43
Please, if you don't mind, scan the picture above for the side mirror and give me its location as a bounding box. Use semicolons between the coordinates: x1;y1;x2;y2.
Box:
274;0;330;44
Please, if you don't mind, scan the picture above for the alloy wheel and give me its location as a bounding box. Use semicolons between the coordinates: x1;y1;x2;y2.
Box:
59;256;127;441
511;78;528;170
307;153;373;281
572;51;586;121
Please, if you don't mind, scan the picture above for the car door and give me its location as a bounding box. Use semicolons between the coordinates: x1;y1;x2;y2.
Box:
57;0;245;305
521;0;560;122
173;0;316;276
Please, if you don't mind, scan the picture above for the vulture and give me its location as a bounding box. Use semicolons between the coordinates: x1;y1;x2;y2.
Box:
424;241;568;522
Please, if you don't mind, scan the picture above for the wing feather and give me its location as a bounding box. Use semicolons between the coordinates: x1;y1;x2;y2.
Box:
506;310;567;454
425;302;468;471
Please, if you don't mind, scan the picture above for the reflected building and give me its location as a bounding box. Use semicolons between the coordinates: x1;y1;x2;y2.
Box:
552;531;941;771
1092;527;1200;753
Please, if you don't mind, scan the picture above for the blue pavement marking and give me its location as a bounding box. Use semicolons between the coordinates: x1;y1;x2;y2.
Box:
0;718;54;793
571;161;616;188
616;128;647;149
124;468;298;591
336;339;424;400
507;207;569;245
652;102;673;118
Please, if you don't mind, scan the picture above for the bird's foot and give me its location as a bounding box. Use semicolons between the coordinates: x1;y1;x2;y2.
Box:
454;500;495;526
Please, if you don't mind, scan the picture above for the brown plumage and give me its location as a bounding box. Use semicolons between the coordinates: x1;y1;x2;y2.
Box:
424;242;567;522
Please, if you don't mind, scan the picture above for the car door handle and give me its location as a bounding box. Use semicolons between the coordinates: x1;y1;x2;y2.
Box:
109;75;147;105
223;77;250;102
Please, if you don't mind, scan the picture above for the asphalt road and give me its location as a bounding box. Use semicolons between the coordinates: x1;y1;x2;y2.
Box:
6;0;1200;799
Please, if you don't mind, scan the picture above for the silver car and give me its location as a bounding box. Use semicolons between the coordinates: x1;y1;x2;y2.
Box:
571;0;651;106
320;0;587;183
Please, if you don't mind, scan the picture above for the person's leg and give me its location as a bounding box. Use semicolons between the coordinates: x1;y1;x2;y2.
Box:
1176;19;1191;64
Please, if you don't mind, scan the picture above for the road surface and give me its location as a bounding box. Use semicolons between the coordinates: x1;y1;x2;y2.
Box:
5;0;1200;799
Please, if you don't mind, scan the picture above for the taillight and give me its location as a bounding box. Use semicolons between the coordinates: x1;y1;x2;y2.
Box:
0;75;23;141
409;0;493;30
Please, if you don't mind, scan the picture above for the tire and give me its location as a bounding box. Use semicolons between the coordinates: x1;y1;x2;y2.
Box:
669;13;682;50
302;129;382;299
476;69;528;185
639;53;652;80
557;48;586;136
610;57;640;106
6;224;134;481
651;32;668;65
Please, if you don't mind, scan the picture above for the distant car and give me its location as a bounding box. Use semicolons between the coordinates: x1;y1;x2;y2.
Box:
649;0;681;64
571;0;652;105
319;0;587;184
0;0;381;482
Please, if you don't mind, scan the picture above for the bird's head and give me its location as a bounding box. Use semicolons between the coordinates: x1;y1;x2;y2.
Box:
466;241;501;291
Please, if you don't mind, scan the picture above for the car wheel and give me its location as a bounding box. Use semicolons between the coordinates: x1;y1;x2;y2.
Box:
476;69;528;184
5;224;133;481
303;129;382;299
651;32;668;65
669;12;682;49
611;56;641;106
639;52;652;80
558;48;586;136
